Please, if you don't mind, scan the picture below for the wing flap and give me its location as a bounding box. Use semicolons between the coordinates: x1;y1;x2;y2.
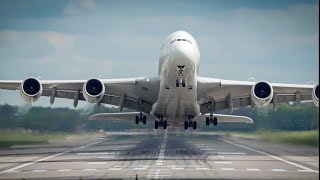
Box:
89;112;156;121
195;114;254;123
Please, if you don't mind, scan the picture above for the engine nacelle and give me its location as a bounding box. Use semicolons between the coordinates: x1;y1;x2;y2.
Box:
251;81;274;107
312;84;319;107
20;77;42;102
83;78;105;103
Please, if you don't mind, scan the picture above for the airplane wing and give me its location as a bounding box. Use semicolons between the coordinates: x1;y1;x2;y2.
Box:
0;77;160;114
195;114;253;123
89;112;157;121
197;77;319;113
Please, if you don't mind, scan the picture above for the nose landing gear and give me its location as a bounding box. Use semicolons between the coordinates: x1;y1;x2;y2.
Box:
176;66;186;87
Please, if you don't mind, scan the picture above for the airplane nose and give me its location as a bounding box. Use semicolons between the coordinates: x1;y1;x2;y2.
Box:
172;42;194;65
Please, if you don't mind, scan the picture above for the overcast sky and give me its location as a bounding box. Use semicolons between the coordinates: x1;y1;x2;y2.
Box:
0;0;319;108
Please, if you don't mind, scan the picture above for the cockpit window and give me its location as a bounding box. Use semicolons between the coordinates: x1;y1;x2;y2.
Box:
170;38;192;44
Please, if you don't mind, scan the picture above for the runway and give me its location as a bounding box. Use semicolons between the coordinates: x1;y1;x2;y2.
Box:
0;131;318;179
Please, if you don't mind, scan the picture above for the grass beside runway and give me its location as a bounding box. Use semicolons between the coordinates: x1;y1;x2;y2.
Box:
223;130;319;147
0;132;69;148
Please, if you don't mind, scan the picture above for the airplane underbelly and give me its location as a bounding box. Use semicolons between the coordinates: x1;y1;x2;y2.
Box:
152;56;200;125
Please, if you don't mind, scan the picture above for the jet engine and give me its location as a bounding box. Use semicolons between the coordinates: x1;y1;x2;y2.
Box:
312;84;319;107
83;78;105;103
251;81;273;107
20;77;42;102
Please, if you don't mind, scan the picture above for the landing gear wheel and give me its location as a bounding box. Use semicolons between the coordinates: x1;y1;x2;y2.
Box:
182;80;186;87
163;121;167;129
206;117;210;126
176;79;180;87
184;121;188;130
143;116;147;124
135;116;139;124
193;121;197;130
213;117;218;126
155;121;159;129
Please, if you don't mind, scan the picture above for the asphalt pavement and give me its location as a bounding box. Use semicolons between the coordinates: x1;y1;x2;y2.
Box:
0;131;318;179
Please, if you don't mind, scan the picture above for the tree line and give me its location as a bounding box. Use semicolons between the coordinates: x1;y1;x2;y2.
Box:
0;103;318;132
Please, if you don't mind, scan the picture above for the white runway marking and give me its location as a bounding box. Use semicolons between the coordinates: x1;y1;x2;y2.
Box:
272;169;286;172
134;167;147;170
196;167;209;170
247;168;261;171
208;155;224;159
32;170;46;172
172;167;184;170
77;152;118;155
217;152;246;155
219;138;319;174
83;169;96;171
156;163;163;166
88;162;107;165
298;169;316;172
200;149;213;151
221;168;235;171
58;169;71;172
214;161;232;164
0;138;111;174
97;156;115;159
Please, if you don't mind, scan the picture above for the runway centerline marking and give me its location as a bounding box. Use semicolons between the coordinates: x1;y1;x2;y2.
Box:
217;152;246;155
221;168;235;171
247;168;261;171
196;167;210;170
77;152;118;155
218;138;319;174
214;161;232;164
83;169;96;171
0;138;111;174
88;162;107;165
32;170;46;172
58;169;71;172
272;169;286;172
134;167;147;170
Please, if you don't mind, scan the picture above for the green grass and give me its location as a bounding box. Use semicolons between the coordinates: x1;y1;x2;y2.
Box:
223;130;319;147
0;132;68;148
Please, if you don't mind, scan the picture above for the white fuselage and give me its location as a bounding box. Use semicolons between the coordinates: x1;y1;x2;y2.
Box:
151;31;201;125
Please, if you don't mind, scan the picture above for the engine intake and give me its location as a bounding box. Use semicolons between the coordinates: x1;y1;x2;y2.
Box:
20;78;42;102
251;81;273;107
83;78;105;103
312;84;319;107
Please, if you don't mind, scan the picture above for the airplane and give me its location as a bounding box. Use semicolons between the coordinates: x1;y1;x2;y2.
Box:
0;31;318;130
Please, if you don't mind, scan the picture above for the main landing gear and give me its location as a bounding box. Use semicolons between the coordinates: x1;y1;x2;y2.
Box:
206;114;218;126
176;66;186;87
184;115;197;130
135;112;147;124
155;115;168;130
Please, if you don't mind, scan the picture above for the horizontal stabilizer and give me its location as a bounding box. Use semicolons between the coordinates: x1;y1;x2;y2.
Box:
195;114;254;123
89;112;156;121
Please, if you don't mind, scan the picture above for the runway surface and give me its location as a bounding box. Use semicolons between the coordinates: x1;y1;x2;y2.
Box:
0;131;318;179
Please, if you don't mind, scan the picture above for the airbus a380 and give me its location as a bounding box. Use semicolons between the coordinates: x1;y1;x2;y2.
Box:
0;31;319;130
